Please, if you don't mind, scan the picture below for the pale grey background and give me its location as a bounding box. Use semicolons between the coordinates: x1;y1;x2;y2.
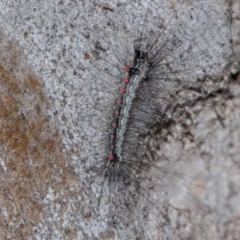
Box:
0;0;239;239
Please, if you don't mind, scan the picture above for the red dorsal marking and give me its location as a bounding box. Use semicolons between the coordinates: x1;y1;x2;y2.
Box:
108;153;115;161
114;109;120;116
116;96;123;105
112;121;117;128
123;75;130;84
124;65;131;72
119;86;126;94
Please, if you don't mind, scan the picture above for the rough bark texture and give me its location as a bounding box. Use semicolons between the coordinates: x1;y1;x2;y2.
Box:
0;0;239;239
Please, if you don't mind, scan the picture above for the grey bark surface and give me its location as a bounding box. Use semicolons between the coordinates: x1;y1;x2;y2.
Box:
0;0;239;239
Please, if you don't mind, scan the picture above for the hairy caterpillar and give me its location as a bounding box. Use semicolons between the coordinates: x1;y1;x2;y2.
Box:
87;1;234;239
0;0;238;240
